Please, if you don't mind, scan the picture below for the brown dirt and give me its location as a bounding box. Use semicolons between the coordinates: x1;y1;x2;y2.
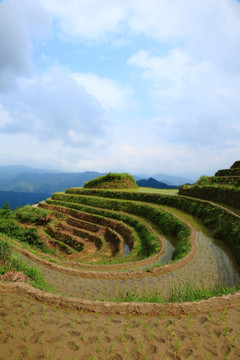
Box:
1;292;240;360
0;271;28;282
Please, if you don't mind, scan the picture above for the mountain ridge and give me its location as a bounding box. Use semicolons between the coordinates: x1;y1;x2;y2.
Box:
0;165;192;193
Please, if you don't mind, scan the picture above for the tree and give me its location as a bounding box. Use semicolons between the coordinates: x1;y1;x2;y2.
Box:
3;202;11;212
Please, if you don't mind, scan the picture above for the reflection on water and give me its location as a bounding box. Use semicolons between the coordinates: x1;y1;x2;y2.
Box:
123;244;130;255
156;204;240;288
196;231;240;288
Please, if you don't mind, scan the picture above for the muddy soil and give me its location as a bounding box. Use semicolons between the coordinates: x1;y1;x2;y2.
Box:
1;292;240;360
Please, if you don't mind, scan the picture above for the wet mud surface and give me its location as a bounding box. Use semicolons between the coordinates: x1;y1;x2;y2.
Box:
1;293;240;360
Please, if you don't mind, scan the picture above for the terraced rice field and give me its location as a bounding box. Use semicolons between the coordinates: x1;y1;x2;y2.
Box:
13;206;240;302
1;187;240;359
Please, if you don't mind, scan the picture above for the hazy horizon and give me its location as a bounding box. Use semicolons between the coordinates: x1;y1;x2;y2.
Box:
0;162;217;182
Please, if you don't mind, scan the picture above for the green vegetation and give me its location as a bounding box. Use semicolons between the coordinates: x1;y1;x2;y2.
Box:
0;237;11;261
138;187;178;195
215;168;240;176
179;184;240;210
179;161;240;210
107;282;240;303
84;173;138;190
0;205;48;250
0;236;51;291
15;205;50;225
195;175;211;186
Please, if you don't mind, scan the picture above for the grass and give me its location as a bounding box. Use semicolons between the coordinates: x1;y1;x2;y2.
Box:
138;188;178;195
105;282;240;304
0;235;53;291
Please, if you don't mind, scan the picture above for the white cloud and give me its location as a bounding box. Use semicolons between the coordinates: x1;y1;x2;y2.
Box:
40;0;240;67
72;73;132;111
0;68;109;148
0;104;12;127
127;46;240;148
128;49;198;98
0;0;51;91
41;0;130;39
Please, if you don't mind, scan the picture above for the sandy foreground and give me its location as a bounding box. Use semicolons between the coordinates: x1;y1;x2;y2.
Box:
1;292;240;360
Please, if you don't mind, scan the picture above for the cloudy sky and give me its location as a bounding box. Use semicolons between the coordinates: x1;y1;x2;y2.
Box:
0;0;240;180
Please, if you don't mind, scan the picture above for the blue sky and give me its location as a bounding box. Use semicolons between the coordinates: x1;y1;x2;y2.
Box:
0;0;240;179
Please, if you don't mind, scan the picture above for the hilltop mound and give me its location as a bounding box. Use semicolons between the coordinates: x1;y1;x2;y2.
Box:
84;173;138;190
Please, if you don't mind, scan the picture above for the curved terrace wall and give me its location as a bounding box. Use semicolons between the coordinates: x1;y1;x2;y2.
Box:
1;281;240;315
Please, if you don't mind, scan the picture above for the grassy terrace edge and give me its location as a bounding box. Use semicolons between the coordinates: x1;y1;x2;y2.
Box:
179;184;240;210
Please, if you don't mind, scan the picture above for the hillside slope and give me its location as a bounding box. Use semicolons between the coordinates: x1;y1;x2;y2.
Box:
179;160;240;210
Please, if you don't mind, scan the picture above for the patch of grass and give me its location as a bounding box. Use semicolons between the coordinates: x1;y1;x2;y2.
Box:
0;207;47;250
0;238;11;261
104;282;240;304
15;205;50;225
169;282;240;302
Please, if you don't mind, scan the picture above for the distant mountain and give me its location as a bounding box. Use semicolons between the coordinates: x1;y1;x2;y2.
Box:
0;191;51;210
134;173;193;185
0;165;60;180
0;165;193;193
133;174;149;181
151;173;193;186
0;168;106;193
136;177;179;189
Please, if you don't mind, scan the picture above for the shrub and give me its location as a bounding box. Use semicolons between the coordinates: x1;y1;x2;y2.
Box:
195;175;210;186
15;205;49;225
